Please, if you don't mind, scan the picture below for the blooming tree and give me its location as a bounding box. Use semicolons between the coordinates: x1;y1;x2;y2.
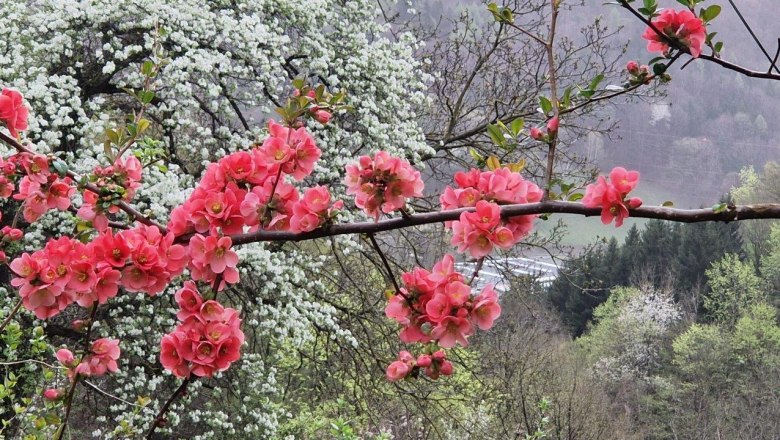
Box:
2;0;780;438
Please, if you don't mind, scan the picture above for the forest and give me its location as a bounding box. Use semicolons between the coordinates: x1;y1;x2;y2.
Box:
1;0;779;439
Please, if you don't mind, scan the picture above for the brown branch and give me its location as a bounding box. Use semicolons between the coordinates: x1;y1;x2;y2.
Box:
145;375;192;439
0;299;23;333
0;131;166;232
225;201;780;246
54;305;99;440
542;0;560;199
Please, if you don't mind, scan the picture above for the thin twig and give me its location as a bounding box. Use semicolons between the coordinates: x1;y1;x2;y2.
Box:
145;375;192;439
0;299;23;333
367;233;402;295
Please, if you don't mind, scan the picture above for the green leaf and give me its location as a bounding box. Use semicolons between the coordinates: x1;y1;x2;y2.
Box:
588;74;605;91
486;123;505;146
538;96;553;115
139;90;155;104
568;192;584;202
701;5;721;22
509;117;524;137
653;63;668;75
486;156;501;170
662;200;674;207
712;202;728;213
52;159;68;178
141;60;155;76
469;148;485;163
714;41;723;52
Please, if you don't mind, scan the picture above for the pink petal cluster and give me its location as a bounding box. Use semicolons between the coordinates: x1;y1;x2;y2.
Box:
385;254;502;349
258;120;321;181
160;281;245;378
385;349;453;382
167;122;337;243
77;155;143;232
9;225;186;319
440;167;542;258
0;153;75;223
188;235;239;290
290;186;343;233
0;88;29;138
642;9;706;58
75;338;121;377
582;167;643;227
344;151;424;221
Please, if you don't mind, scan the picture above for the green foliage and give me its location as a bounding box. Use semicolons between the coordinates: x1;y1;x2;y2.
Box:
704;254;765;325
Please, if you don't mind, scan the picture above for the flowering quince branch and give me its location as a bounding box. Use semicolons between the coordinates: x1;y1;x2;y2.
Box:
8;9;780;433
618;0;780;81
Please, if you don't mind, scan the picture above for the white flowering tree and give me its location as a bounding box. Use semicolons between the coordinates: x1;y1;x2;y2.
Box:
3;0;780;439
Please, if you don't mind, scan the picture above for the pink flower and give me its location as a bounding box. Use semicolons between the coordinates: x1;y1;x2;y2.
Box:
260;120;321;180
609;166;640;196
43;389;62;401
529;127;543;140
344;151;424;221
626;60;639;74
582;167;641;227
385;360;410;381
77;338;120;377
471;285;502;330
0;88;30;138
56;348;76;367
642;9;706;58
431;316;473;348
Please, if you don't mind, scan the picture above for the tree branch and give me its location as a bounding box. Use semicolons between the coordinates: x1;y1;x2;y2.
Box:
145;375;192;439
0;131;166;232
225;201;780;246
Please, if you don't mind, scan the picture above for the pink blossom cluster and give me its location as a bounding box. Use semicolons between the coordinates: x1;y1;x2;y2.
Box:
0;225;24;262
9;225;186;319
625;60;652;85
642;9;706;58
55;338;121;378
344;151;424;221
160;281;244;378
582;167;643;227
385;349;453;382
440;167;542;258
0;153;74;223
0;88;29;138
168;120;329;238
77;155;143;231
385;254;502;349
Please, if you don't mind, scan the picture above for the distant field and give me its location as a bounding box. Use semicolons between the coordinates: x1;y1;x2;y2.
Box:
535;179;711;246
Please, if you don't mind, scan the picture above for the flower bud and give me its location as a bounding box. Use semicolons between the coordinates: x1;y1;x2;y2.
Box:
628;197;643;209
416;354;432;368
546;116;559;134
529;127;543;140
313;110;332;125
626;60;640;75
432;350;446;361
43;389;62;401
439;360;454;376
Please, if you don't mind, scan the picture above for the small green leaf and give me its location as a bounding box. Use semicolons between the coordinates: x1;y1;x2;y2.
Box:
485;156;500;170
509;117;524;137
469;148;484;163
588;74;605;91
141;60;155;76
486;124;505;146
700;4;721;22
712;202;728;213
538;96;553;115
662;200;674;207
